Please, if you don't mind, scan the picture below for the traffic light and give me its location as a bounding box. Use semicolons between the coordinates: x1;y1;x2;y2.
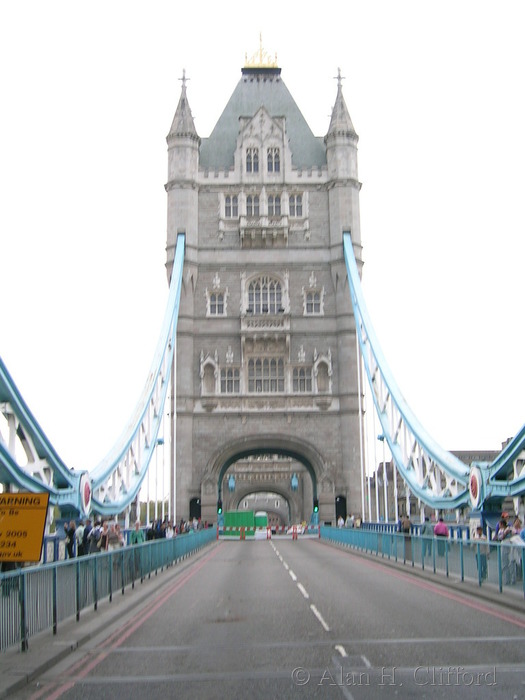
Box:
217;499;223;514
313;499;319;513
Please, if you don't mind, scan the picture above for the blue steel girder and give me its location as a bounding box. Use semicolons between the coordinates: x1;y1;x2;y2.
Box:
472;424;525;504
343;232;471;510
0;357;85;512
0;233;185;517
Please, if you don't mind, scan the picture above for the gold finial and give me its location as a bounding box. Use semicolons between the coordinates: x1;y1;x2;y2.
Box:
244;33;278;68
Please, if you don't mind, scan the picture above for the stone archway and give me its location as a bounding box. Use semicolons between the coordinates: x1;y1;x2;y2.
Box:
199;434;331;525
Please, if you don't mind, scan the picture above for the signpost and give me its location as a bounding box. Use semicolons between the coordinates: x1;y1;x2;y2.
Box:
0;492;49;563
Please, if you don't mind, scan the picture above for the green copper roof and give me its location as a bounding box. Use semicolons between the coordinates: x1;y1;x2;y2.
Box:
199;68;326;170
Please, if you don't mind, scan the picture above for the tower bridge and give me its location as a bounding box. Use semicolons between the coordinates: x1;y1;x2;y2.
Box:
1;58;524;534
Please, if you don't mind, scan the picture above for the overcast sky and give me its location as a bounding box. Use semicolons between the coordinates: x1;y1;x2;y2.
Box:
1;1;524;474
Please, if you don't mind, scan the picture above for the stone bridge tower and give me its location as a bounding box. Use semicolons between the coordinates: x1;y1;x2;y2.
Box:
166;55;364;526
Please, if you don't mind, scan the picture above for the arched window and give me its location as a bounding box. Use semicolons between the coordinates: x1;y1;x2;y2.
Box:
289;194;302;217
246;148;259;173
248;276;282;314
267;148;280;173
246;195;260;217
268;195;281;216
209;293;224;315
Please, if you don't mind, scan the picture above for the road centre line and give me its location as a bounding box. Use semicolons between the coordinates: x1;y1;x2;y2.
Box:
310;604;330;632
334;644;348;657
289;569;297;581
297;582;309;599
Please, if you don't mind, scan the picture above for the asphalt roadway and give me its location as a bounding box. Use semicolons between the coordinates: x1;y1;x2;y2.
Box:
2;537;525;699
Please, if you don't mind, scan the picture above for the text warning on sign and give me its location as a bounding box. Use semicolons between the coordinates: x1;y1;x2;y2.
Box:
0;493;49;562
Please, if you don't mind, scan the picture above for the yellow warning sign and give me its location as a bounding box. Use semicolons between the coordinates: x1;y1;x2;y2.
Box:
0;492;49;562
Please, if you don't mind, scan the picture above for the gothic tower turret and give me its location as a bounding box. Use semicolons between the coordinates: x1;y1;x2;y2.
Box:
166;71;200;263
325;69;362;250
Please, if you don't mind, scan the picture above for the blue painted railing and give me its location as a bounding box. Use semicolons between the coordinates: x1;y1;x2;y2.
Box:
0;528;215;652
321;526;525;599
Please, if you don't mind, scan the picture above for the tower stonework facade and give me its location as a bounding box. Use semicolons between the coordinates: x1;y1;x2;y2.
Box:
166;61;364;525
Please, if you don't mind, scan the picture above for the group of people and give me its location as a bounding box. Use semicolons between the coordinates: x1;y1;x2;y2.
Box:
63;518;126;558
337;514;359;528
62;514;210;558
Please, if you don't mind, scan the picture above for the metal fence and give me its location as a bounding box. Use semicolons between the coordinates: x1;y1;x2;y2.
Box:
0;529;215;652
321;526;525;598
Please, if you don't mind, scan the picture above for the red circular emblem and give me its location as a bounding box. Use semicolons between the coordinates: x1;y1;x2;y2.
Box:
80;473;92;515
470;474;478;500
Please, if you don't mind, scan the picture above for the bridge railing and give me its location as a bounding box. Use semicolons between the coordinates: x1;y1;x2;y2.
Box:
321;526;525;599
0;528;215;652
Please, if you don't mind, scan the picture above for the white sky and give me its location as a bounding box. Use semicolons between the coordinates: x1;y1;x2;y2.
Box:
1;1;524;474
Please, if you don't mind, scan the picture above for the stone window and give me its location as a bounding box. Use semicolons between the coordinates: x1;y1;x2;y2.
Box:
248;358;285;393
225;195;238;218
246;195;260;216
205;273;228;317
268;195;281;216
246;148;259;173
303;273;324;315
220;367;240;393
293;366;312;393
248;276;282;314
209;292;225;316
305;291;321;314
289;194;302;217
267;147;280;173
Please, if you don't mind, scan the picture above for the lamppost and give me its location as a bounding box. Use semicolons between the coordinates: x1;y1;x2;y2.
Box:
378;434;388;522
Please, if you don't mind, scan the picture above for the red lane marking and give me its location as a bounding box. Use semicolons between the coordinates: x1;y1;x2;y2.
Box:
32;543;223;700
318;540;525;629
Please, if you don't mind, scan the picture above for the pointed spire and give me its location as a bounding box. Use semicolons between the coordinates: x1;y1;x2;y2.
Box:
326;68;357;140
167;69;200;143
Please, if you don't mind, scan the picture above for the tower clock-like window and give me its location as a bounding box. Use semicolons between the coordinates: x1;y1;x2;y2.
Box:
246;148;259;173
248;276;282;314
267;148;280;173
